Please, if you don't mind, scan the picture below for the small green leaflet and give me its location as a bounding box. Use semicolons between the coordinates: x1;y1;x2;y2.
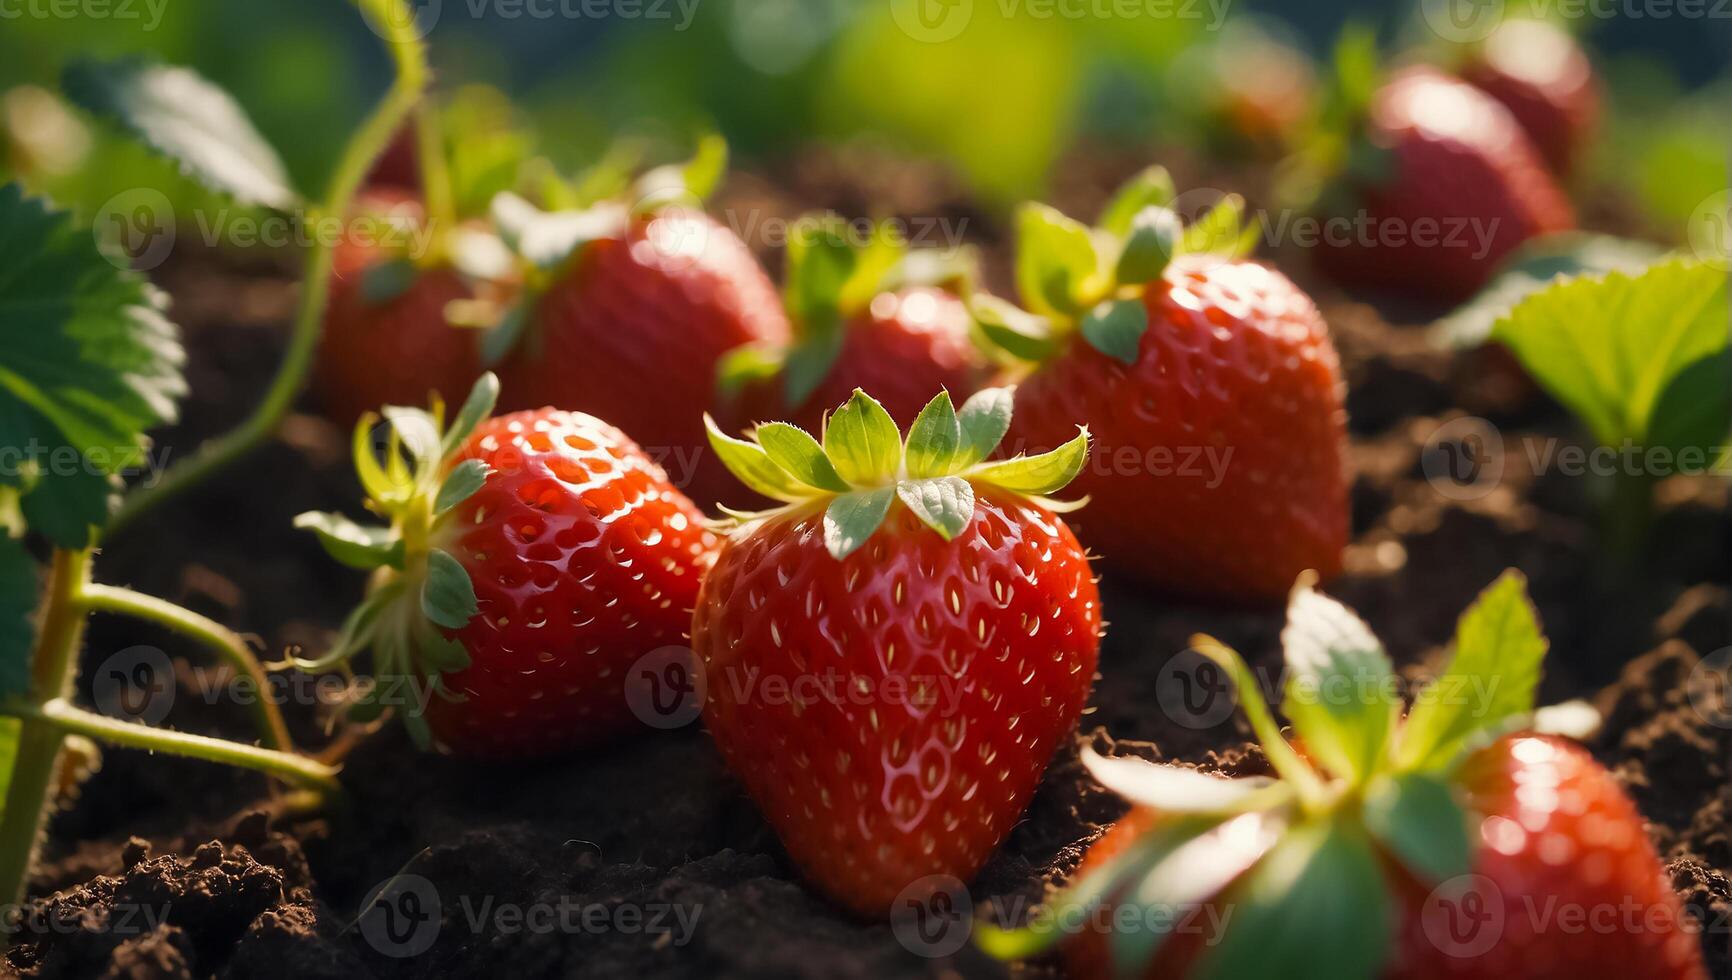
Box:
1015;203;1100;317
1079;298;1149;365
823;390;900;484
1433;234;1664;349
1397;570;1546;771
63;58;298;210
294;512;405;571
1279;581;1397;786
823;487;895;559
435;460;490;514
1114;206;1181;285
1361;772;1471;884
1492;257;1730;456
442;374;501;457
971;294;1061;362
704;418;807;502
1096;166;1176;239
420;549;478;631
490;192;625;271
0;184;186;547
967;428;1090;496
1081;749;1277;814
956;388;1013;468
903;392;965;479
755;423;849;492
895;477;974;541
0;536;39;701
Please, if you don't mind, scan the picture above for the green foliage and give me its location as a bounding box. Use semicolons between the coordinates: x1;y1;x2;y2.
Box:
0;537;39;700
1434;234;1664;349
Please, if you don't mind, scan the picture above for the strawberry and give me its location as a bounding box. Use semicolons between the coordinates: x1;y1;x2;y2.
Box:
486;137;790;508
1458;19;1598;178
974;169;1349;600
980;572;1709;980
295;373;719;757
1313;63;1576;302
364;124;419;192
695;387;1102;916
719;216;986;434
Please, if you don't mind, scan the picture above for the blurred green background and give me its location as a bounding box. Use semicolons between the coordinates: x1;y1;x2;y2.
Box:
0;0;1723;232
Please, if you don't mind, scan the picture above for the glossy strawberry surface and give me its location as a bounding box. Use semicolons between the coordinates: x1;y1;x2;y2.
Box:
693;489;1101;916
1318;67;1576;303
1461;19;1598;177
426;409;718;757
315;194;481;425
1006;255;1349;601
500;207;790;509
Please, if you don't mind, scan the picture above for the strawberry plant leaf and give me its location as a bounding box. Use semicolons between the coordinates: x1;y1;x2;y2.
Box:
972;295;1062;362
895;476;974;540
420;549;478;631
294;512;404;571
1082;749;1278;813
1114;206;1181;285
903;392;963;480
490;193;625;271
822;487;896;559
1433;234;1663;349
360;258;419;306
0;184;185;547
968;428;1090;496
755;423;849;493
1362;772;1471;884
0;536;39;700
634;133;728;211
1096;166;1175;239
955;387;1013;468
1015;203;1099;317
1078;297;1149;365
434;460;490;515
1179;194;1255;257
1398;570;1546;771
705;417;807;502
62;58;298;210
1280;582;1397;785
479;305;530;369
1491;258;1730;454
824;390;901;485
441;373;500;457
1192;820;1390;980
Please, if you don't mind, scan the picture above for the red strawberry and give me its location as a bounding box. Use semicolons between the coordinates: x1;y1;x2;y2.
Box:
1459;19;1598;178
365;124;420;192
1316;66;1576;302
695;388;1101;916
489;141;789;509
982;573;1708;980
315;191;489;425
977;173;1348;600
296;374;718;757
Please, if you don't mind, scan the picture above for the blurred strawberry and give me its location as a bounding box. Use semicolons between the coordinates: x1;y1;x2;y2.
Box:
1459;19;1599;177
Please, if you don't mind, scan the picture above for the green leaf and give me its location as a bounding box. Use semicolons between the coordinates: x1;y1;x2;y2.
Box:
968;428;1089;496
1015;203;1100;317
680;133;729;202
972;294;1061;363
1082;749;1278;814
360;258;418;306
1398;570;1547;771
1362;772;1471;884
62;58;298;210
755;423;850;492
822;487;896;559
895;476;975;540
1180;194;1256;257
420;549;478;631
1433;234;1664;349
715;343;785;400
415;620;473;673
490;192;624;270
823;390;901;485
382;407;443;481
1492;258;1730;453
705;416;808;502
634;133;729;211
0;536;40;701
435;460;490;514
0;185;186;547
1279;582;1398;786
442;373;500;456
1115;206;1181;285
480;303;530;369
1078;298;1150;365
781;329;847;408
903;392;962;479
784;215;857;339
1192;821;1390;980
1097;166;1176;238
294;511;404;571
955;387;1013;468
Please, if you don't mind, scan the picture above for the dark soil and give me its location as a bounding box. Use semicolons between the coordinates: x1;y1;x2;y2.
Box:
5;151;1728;979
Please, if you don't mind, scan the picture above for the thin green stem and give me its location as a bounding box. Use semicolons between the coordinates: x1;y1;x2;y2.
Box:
9;700;339;794
105;0;432;538
414;102;458;241
78;584;294;753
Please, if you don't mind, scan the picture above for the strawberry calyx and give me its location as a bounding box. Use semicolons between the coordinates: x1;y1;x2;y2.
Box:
717;213;978;408
705;386;1089;559
972;166;1257;368
978;570;1594;975
292;373;500;747
1275;25;1396;215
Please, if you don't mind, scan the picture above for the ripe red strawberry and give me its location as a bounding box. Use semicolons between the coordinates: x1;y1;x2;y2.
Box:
488;140;789;508
364;124;419;192
695;388;1101;916
976;172;1348;600
1315;66;1576;302
296;373;718;757
721;218;986;434
1459;19;1598;178
315;191;491;425
982;572;1708;980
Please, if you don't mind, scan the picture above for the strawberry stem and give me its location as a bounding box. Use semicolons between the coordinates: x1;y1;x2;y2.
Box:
105;0;433;538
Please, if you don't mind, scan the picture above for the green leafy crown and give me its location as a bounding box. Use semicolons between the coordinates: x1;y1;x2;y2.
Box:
979;570;1593;979
292;374;501;747
973;166;1258;367
705;387;1088;559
